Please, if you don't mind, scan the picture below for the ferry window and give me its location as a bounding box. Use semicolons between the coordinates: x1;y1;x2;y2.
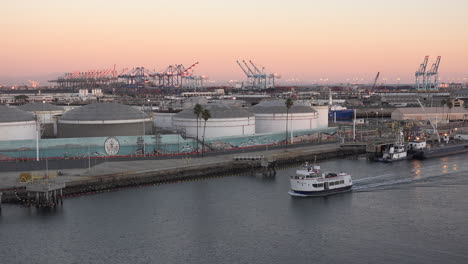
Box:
313;184;317;187
330;182;334;186
318;183;324;187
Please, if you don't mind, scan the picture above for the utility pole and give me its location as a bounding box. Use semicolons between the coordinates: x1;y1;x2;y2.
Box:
88;145;91;172
353;109;356;141
36;118;40;162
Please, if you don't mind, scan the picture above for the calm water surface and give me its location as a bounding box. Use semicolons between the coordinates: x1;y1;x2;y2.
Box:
1;154;468;264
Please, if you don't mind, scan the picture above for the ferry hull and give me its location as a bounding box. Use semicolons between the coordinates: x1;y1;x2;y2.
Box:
289;185;353;197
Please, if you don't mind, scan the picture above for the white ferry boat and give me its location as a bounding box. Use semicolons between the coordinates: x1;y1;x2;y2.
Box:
288;162;353;197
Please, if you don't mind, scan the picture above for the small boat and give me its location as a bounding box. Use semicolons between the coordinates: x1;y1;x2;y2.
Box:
372;129;408;162
289;161;353;197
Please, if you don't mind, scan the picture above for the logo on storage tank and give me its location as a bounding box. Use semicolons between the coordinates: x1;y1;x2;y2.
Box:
104;137;120;156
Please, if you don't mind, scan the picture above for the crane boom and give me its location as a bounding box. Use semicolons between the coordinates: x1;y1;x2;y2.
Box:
236;61;251;77
372;72;380;91
249;60;263;74
428;56;441;74
242;60;256;76
182;62;199;76
417;56;429;74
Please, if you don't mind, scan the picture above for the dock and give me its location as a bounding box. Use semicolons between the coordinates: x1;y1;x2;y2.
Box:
24;182;65;207
233;155;277;176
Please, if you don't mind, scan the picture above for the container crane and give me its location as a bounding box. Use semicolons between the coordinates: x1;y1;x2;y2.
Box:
249;60;267;89
415;56;429;91
425;56;441;91
243;60;258;88
237;61;253;88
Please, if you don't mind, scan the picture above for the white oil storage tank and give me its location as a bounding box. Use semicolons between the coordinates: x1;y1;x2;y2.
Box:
17;102;65;137
310;105;329;129
57;103;152;138
173;102;255;138
251;100;319;133
0;105;37;141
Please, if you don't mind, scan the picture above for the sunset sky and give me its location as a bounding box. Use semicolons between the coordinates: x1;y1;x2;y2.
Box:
1;0;468;85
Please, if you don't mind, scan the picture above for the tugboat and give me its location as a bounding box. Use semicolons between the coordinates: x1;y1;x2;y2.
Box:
372;129;408;162
288;161;353;197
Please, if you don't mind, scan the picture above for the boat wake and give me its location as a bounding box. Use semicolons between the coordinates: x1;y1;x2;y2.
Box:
352;161;468;191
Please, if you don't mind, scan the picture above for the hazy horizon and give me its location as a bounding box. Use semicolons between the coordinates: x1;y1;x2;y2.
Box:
2;0;468;86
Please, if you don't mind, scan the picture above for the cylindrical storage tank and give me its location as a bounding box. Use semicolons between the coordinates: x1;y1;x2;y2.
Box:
57;103;152;138
311;105;329;129
173;103;255;138
154;111;178;129
17;103;65;137
251;100;318;133
0;105;37;141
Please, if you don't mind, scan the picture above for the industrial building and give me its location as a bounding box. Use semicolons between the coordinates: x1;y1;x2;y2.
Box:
57;103;152;138
173;103;255;139
391;107;468;122
17;103;65;137
0;105;37;141
250;100;320;134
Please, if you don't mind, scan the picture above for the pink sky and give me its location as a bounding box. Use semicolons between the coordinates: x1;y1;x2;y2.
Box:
1;0;468;85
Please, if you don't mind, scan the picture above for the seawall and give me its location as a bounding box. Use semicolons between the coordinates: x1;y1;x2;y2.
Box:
1;146;363;203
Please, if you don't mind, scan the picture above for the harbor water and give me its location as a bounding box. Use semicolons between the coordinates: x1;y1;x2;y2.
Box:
1;154;468;263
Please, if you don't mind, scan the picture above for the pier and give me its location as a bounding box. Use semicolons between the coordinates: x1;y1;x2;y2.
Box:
233;155;277;176
24;182;65;207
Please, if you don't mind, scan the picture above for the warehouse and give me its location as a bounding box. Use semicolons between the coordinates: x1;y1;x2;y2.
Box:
391;107;468;122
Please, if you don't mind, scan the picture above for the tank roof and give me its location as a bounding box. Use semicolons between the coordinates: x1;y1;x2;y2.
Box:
175;102;254;119
60;103;149;121
0;105;35;123
18;102;64;112
250;100;317;114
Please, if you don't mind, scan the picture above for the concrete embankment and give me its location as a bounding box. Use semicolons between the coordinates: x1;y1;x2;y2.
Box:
1;145;364;203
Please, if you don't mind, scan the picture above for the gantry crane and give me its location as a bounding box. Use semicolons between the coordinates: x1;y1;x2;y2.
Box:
236;60;279;89
249;60;267;89
415;56;429;91
236;60;253;88
425;56;441;91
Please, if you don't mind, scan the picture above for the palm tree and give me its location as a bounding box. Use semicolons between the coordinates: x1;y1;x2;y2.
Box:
193;104;203;153
201;109;211;157
285;98;294;145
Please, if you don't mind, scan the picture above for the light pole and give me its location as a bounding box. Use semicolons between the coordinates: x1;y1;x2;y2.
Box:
381;108;384;125
36;116;40;161
376;112;379;126
142;99;150;156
